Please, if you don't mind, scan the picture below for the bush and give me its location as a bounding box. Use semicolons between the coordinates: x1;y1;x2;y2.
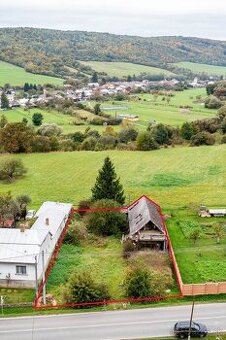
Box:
204;95;222;109
0;159;27;182
81;136;97;150
32;112;43;126
122;240;137;259
136;132;159;151
221;135;226;144
63;271;110;304
38;123;62;136
32;136;51;152
124;267;152;298
60;139;76;151
64;222;88;246
190;131;215;146
118;128;138;143
86;199;127;236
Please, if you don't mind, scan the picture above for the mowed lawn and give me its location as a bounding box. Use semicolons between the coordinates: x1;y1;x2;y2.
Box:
173;61;226;77
79;61;175;77
0;145;225;210
0;61;64;86
100;88;216;128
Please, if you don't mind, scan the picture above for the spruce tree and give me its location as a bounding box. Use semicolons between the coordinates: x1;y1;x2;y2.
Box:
1;92;9;109
91;157;125;205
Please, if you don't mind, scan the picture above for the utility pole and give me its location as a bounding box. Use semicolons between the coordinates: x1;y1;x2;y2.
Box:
34;255;38;298
42;250;46;305
188;299;195;340
0;296;4;316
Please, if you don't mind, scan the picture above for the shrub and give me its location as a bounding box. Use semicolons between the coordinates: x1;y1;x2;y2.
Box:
38;123;62;136
32;136;51;152
118;128;138;143
136;132;159;151
32;112;43;126
60;139;76;151
0;159;27;182
64;222;88;246
204;95;222;109
221;135;226;144
63;271;110;304
86;199;127;236
124;267;152;298
190;131;215;146
81;136;97;150
122;240;137;259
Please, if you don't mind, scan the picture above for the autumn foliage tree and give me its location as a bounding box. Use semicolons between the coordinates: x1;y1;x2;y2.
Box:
0;122;35;153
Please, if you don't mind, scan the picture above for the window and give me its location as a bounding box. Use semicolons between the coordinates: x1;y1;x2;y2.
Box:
16;265;27;275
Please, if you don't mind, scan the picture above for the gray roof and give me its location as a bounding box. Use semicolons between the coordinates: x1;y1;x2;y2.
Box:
128;196;165;236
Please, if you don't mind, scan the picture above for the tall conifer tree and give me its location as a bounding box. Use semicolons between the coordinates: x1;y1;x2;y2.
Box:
91;157;125;204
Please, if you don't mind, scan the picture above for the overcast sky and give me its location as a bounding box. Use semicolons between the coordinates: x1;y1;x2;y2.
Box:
1;0;226;40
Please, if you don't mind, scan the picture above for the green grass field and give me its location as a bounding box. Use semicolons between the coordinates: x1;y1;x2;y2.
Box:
79;61;175;78
167;212;226;284
0;61;64;86
0;145;225;210
99;88;216;128
173;61;226;76
47;238;126;301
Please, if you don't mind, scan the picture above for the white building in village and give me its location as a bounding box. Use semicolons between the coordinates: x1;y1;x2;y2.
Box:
0;201;72;288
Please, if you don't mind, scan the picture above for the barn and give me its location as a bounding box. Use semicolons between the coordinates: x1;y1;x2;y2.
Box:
126;196;167;250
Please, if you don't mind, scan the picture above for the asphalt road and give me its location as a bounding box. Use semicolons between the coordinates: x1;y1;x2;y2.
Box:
1;302;226;340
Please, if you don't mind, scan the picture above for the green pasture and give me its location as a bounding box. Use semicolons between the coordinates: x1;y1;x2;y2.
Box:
173;61;226;76
79;61;175;78
0;61;64;86
99;88;216;128
0;144;225;210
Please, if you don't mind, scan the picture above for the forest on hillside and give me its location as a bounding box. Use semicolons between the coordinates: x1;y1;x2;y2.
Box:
1;28;226;81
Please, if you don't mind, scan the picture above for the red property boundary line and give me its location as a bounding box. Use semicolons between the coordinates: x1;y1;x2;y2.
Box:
33;195;183;310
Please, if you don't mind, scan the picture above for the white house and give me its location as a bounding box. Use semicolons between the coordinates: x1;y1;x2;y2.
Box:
0;201;72;289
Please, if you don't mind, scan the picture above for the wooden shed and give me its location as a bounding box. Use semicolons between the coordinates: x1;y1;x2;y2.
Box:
126;196;167;250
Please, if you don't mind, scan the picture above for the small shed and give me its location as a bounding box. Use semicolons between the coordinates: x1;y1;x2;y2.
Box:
126;196;167;250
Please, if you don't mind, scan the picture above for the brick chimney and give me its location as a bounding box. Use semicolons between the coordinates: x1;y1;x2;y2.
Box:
45;218;49;226
20;224;26;232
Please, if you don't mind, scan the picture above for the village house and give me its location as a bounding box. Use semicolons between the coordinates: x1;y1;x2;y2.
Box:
125;196;167;250
0;201;72;289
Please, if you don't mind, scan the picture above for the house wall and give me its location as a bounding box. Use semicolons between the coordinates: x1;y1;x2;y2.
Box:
0;263;36;288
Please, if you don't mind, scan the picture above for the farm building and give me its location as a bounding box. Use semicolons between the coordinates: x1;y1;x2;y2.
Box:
199;207;226;217
126;196;167;250
0;201;72;288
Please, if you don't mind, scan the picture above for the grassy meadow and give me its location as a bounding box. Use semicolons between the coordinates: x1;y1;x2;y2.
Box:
100;88;216;128
174;61;226;77
0;61;64;86
79;61;175;77
0;145;225;210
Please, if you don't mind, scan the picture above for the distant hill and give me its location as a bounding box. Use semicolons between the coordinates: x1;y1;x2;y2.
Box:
1;27;226;81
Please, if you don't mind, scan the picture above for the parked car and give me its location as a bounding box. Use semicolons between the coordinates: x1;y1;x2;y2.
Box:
174;321;208;338
25;210;36;220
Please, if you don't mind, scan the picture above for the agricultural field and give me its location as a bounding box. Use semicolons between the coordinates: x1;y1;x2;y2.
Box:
1;107;98;134
99;88;216;128
167;212;226;284
79;61;175;78
0;61;64;86
173;61;226;77
0;144;225;210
